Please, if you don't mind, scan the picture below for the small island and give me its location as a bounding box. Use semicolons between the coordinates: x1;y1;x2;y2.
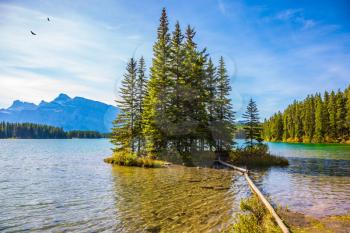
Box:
105;9;287;169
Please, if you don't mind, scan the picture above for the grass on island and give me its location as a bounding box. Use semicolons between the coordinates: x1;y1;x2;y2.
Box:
104;150;166;168
230;144;289;168
234;195;350;233
233;195;282;233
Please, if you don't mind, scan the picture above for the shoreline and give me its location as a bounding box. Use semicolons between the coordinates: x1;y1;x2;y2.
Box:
264;140;350;145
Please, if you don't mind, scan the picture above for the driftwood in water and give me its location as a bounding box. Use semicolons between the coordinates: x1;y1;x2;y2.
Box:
217;159;290;233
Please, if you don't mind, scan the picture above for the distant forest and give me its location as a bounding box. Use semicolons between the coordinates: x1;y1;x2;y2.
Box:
263;85;350;143
0;122;106;139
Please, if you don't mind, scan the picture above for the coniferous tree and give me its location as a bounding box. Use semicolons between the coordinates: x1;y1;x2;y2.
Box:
314;94;324;142
345;87;350;133
263;85;350;143
168;21;185;151
213;57;235;152
328;91;337;140
205;58;217;150
242;98;261;148
335;90;346;139
111;58;138;153
108;8;242;161
142;8;171;155
135;57;147;155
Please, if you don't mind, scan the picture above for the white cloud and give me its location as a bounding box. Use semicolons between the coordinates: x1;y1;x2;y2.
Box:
276;9;302;20
0;3;147;108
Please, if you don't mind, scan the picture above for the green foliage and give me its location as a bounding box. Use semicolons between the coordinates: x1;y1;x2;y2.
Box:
111;8;236;164
242;98;262;147
263;85;350;143
104;151;165;168
212;57;236;152
230;144;289;167
0;121;66;139
111;58;140;153
67;130;103;138
233;195;282;233
0;122;104;139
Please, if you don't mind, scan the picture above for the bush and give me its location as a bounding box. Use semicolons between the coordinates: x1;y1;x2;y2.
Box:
104;150;166;168
229;144;289;167
233;195;282;233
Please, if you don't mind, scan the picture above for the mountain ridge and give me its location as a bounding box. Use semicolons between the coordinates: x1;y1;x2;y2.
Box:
0;93;119;133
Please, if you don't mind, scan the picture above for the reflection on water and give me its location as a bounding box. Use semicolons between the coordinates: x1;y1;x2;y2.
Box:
1;139;350;232
239;140;350;217
0;139;249;232
111;166;249;232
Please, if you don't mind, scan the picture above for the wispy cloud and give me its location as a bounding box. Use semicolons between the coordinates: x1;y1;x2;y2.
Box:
276;9;302;20
274;8;317;30
0;3;148;107
0;0;349;120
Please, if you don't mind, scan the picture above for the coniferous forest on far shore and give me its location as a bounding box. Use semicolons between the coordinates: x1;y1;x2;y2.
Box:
263;86;350;143
0;122;106;139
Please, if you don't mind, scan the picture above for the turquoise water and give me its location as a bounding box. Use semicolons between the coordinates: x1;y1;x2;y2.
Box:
236;139;350;217
0;139;349;232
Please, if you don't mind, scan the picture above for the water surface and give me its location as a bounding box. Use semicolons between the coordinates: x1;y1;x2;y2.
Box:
1;139;350;232
239;140;350;217
0;139;248;232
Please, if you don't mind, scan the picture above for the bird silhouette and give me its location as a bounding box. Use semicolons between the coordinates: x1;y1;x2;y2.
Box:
47;17;50;22
30;31;37;35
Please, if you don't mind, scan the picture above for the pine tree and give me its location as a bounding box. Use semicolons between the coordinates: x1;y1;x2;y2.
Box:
135;57;147;155
242;98;261;148
335;90;346;140
314;93;324;142
168;21;185;151
111;58;138;153
213;57;235;152
328;91;337;141
142;8;171;155
345;87;350;135
205;58;217;150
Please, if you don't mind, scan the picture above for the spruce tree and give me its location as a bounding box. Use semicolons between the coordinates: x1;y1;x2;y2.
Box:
111;58;138;153
314;93;324;142
328;91;337;140
335;90;346;139
242;98;262;148
142;8;171;155
168;21;186;151
135;57;147;155
345;87;350;134
205;58;217;150
213;57;235;152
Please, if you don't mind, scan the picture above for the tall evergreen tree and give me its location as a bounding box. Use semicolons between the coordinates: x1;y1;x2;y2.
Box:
335;90;346;139
263;86;350;143
142;8;172;155
111;58;138;153
213;57;235;152
205;58;217;150
168;21;186;151
314;94;324;142
242;98;262;148
135;57;148;155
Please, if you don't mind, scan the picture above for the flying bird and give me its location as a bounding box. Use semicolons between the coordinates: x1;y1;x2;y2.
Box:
30;31;37;35
47;17;50;22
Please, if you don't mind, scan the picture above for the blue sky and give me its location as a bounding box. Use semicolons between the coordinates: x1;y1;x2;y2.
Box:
0;0;349;119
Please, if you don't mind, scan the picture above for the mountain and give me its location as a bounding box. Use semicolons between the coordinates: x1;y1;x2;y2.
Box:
0;93;119;133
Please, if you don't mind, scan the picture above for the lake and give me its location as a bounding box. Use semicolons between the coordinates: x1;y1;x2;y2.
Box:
0;139;349;232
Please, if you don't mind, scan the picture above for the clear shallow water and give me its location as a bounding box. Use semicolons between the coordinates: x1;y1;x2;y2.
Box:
0;139;249;232
0;140;350;232
236;140;350;217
